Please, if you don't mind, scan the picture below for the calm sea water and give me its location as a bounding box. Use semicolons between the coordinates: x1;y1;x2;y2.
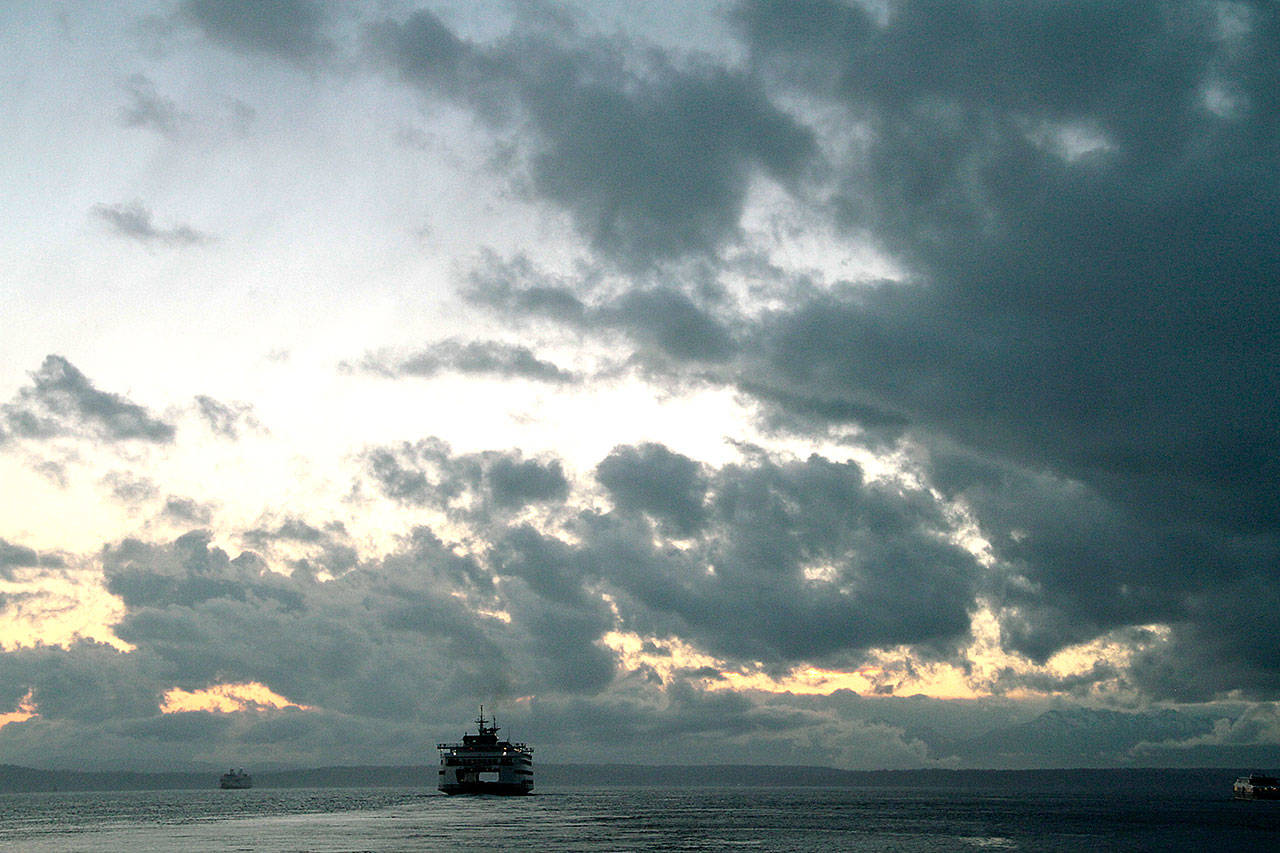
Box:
2;784;1278;852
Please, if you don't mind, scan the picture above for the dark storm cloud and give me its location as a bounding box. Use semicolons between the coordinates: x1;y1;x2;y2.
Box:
363;438;569;514
2;355;175;444
359;429;978;674
180;0;332;62
502;580;618;693
239;517;358;578
491;444;980;667
357;339;576;384
607;288;737;363
521;66;816;265
360;434;980;674
0;641;161;723
96;529;494;719
369;9;817;266
374;1;1280;701
596;443;710;537
92;202;211;246
103;530;301;611
69;520;619;739
486;456;571;509
116;709;232;742
463;251;589;326
463;253;738;366
676;0;1280;697
194;395;263;439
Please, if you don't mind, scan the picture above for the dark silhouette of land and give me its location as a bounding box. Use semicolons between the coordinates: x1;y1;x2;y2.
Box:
0;763;1244;796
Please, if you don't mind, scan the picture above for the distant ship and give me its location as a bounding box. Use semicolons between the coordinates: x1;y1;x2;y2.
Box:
219;768;252;789
1234;773;1280;800
437;706;533;795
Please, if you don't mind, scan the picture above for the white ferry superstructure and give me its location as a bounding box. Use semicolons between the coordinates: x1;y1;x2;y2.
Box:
437;706;534;795
1234;773;1280;800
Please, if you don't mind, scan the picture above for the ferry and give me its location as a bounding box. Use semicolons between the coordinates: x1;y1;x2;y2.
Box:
1234;773;1280;800
219;768;252;789
437;706;533;795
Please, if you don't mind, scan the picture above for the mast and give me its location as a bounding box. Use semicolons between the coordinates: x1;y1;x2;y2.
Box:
476;704;499;736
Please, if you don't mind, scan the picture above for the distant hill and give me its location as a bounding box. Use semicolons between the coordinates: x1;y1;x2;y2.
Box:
0;763;1243;795
0;764;215;793
950;707;1219;766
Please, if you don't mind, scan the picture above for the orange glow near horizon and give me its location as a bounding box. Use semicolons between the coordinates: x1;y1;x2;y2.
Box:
0;690;37;728
602;629;986;699
160;682;314;714
604;609;1174;703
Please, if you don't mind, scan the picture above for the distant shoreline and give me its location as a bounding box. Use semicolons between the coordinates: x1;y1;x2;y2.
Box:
0;764;1249;794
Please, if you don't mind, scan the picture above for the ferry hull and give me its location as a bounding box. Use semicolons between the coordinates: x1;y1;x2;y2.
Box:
439;781;533;796
1235;788;1280;800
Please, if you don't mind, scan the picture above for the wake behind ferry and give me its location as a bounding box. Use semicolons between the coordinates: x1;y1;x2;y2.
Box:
437;706;533;795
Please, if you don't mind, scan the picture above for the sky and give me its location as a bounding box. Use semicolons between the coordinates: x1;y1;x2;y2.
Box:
2;0;1279;772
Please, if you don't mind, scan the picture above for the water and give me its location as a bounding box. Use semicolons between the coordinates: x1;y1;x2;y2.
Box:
2;784;1278;852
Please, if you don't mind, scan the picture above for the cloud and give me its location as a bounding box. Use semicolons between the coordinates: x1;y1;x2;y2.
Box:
383;2;1280;702
117;73;183;134
486;456;571;509
101;471;159;507
359;432;977;678
357;339;576;384
731;0;1280;531
0;641;161;724
238;517;358;578
92;203;211;246
0;539;41;580
69;523;614;740
504;444;980;667
363;438;569;515
7;0;1280;772
1139;702;1280;752
103;530;300;611
463;252;590;326
464;253;737;366
179;0;333;62
160;497;214;527
369;9;817;267
606;288;737;363
194;395;262;440
428;0;1280;700
2;356;175;445
950;706;1220;768
596;443;710;537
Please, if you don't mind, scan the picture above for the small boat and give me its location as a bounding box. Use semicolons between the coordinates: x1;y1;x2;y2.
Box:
437;706;533;795
1233;773;1280;800
219;768;252;789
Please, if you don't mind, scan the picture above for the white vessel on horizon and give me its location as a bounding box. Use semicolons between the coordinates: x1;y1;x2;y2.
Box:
437;706;533;795
1234;773;1280;800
